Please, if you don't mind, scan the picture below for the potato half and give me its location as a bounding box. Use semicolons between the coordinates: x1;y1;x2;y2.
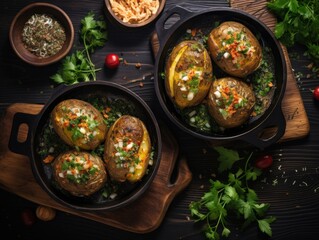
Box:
104;115;151;183
52;150;107;197
165;40;213;109
207;21;262;78
207;77;256;128
51;99;107;150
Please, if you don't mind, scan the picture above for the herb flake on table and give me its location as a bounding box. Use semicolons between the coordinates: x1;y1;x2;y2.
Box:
51;11;107;85
189;147;275;239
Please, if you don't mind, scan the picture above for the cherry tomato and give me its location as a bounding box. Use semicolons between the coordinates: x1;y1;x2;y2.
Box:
105;53;120;69
20;208;36;226
254;154;273;169
312;86;319;101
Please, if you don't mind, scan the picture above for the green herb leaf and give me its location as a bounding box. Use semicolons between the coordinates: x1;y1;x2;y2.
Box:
81;12;107;53
257;217;276;237
268;0;319;63
213;146;241;172
222;227;231;237
288;0;299;13
274;21;285;38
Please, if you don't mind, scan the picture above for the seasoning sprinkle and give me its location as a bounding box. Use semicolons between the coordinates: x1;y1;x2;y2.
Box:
22;13;66;58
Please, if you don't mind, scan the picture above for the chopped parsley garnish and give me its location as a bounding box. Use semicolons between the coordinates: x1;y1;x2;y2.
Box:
181;104;220;133
61;153;99;184
250;48;275;116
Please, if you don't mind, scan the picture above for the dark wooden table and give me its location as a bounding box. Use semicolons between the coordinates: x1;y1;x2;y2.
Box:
1;1;319;239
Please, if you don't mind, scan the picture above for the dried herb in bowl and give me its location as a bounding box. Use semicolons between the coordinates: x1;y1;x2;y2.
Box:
22;13;66;58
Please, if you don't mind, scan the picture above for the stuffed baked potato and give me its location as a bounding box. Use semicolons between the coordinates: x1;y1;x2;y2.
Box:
207;21;262;78
51;99;107;150
52;150;107;197
104;115;151;183
165;40;213;109
207;77;256;128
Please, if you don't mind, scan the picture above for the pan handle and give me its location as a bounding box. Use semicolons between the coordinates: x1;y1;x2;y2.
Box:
155;5;193;47
8;112;37;157
241;106;286;150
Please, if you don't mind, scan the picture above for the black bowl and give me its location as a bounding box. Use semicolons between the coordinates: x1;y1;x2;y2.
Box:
9;81;162;211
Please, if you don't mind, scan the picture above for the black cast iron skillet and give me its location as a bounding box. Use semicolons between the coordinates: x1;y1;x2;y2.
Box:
8;81;162;211
154;6;287;149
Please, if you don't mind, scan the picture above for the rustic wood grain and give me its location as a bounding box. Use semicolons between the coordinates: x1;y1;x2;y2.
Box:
1;1;317;239
0;103;192;233
150;0;310;143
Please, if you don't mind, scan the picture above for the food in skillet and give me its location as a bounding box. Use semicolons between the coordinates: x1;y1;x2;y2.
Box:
207;77;256;128
207;21;262;78
104;115;151;183
52;150;107;197
165;40;213;109
51;99;107;150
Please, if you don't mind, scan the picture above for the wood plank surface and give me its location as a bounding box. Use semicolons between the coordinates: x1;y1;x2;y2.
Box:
1;1;319;240
0;103;192;233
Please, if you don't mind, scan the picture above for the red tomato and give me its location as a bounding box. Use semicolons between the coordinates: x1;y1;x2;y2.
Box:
254;154;273;169
105;53;120;69
313;86;319;101
21;208;36;226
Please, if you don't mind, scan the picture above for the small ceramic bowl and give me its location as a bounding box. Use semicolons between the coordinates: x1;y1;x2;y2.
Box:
104;0;166;29
9;2;74;66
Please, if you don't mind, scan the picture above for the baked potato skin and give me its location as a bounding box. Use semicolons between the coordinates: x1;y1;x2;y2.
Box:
165;40;213;109
207;21;262;78
51;99;107;150
207;77;255;128
104;115;151;183
52;150;107;197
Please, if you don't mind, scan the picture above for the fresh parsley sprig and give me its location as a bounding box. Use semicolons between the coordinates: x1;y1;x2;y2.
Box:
267;0;319;62
51;12;107;85
189;147;276;239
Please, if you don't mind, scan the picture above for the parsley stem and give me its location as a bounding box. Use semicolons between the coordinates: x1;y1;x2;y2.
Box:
244;152;254;187
78;68;102;73
214;202;226;228
83;31;96;81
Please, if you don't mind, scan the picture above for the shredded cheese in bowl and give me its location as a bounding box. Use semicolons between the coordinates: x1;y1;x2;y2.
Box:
109;0;160;24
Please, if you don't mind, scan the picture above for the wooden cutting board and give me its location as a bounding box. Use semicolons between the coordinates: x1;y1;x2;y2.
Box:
0;103;192;234
150;0;310;143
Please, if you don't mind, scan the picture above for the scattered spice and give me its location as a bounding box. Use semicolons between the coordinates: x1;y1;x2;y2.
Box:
22;13;66;58
135;62;142;69
42;155;55;164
